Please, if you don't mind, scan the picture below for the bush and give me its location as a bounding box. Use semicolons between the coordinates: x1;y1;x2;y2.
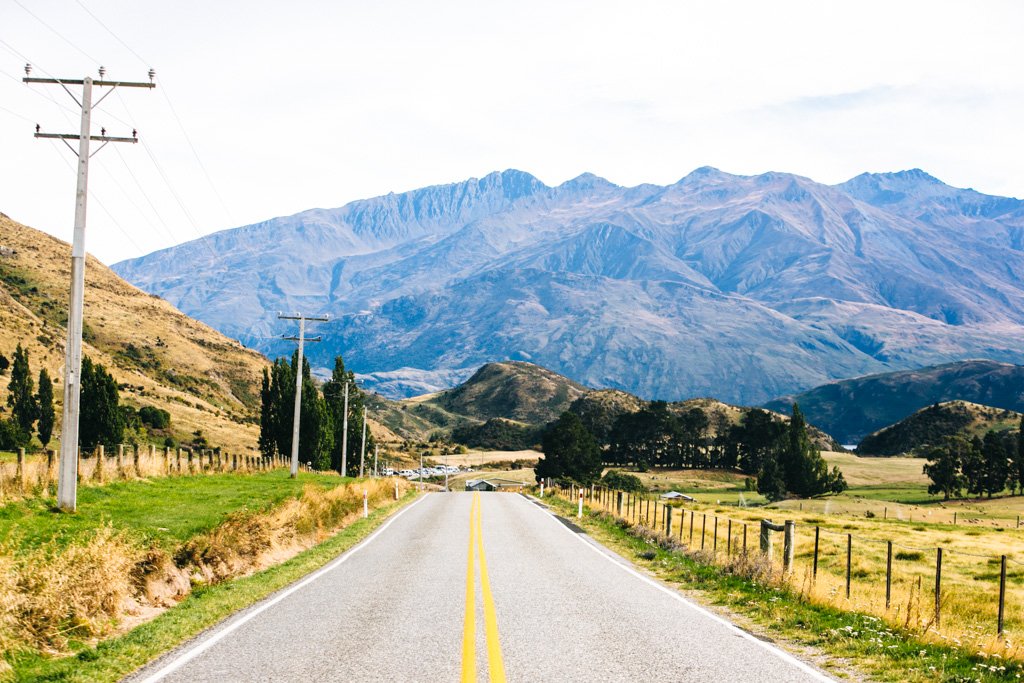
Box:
601;470;647;493
138;405;171;430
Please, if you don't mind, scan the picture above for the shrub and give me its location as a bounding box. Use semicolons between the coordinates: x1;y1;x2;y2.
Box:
601;470;647;493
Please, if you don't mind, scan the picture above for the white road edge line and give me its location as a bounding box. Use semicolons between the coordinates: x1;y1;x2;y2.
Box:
134;493;430;683
527;495;835;683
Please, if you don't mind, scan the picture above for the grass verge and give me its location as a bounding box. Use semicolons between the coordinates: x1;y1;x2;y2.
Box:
4;490;420;682
541;492;1019;683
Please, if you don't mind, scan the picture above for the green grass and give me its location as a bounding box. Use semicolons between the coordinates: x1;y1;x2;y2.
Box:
0;470;351;552
5;491;420;682
543;493;1022;683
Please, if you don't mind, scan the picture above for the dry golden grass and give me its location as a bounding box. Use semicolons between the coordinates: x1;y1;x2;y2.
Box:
0;213;269;452
559;484;1024;662
0;477;408;657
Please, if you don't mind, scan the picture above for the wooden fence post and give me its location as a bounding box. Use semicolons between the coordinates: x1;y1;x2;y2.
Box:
846;534;852;599
935;547;943;628
666;505;673;538
713;517;718;554
999;555;1007;636
134;444;141;478
689;512;695;546
813;526;820;580
46;448;56;482
701;514;707;550
886;541;893;609
783;520;795;575
617;491;623;517
760;520;773;557
15;448;24;489
95;445;105;482
727;519;732;556
117;444;125;478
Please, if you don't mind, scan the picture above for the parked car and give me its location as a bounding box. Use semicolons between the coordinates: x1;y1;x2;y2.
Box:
381;467;395;477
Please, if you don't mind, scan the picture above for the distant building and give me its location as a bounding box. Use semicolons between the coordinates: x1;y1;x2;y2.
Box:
660;491;694;501
464;478;526;492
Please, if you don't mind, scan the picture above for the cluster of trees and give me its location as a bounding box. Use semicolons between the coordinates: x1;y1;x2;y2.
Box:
0;344;172;452
258;354;374;474
538;401;846;500
923;422;1024;500
0;344;54;450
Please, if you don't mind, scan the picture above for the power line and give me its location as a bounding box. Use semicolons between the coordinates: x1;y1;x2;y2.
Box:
11;0;103;65
73;0;237;226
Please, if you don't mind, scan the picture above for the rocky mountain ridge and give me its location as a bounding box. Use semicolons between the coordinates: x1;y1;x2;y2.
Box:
113;167;1024;404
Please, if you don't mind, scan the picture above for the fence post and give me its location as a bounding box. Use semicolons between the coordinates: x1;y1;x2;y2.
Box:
15;448;24;488
95;445;105;482
578;491;583;519
846;534;852;599
134;444;141;478
701;514;707;550
46;448;56;482
666;505;673;537
886;541;893;609
999;555;1007;636
727;519;732;556
713;517;718;554
783;520;795;575
680;509;686;541
743;524;747;554
117;444;125;478
813;526;820;580
935;547;943;628
617;491;623;517
760;519;773;556
690;512;695;546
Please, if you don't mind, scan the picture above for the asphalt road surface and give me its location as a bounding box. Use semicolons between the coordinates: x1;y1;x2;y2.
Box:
128;492;833;682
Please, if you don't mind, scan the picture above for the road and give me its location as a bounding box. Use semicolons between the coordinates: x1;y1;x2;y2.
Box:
129;492;833;682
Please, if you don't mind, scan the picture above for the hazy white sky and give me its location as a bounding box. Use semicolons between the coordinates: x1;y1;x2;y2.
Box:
1;0;1022;264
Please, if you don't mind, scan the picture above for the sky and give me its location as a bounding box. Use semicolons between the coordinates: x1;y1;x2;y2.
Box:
1;0;1022;265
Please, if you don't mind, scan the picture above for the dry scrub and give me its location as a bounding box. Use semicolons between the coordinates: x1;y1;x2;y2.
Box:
0;478;407;660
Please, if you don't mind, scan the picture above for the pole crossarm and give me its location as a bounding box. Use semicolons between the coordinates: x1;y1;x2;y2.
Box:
23;77;155;88
35;132;138;143
279;314;329;322
282;335;322;343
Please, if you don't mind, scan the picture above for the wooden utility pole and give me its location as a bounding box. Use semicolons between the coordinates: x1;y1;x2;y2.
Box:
279;313;328;477
24;65;155;512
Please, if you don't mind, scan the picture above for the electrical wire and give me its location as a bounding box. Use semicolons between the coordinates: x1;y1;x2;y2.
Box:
11;0;102;65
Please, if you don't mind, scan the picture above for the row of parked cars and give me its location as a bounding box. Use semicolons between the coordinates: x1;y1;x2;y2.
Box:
394;465;465;479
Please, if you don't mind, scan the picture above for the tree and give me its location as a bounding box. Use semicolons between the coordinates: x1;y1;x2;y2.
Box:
757;453;786;502
79;356;123;451
1015;415;1024;495
922;440;964;500
0;353;9;374
981;430;1009;497
258;367;276;457
961;436;986;497
779;404;846;497
6;344;36;439
607;402;678;470
736;409;786;475
35;369;54;448
537;411;602;484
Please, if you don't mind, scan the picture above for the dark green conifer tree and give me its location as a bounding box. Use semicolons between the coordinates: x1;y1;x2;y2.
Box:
35;368;54;448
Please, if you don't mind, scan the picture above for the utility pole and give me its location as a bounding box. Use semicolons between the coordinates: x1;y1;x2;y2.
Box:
24;65;155;512
341;382;349;477
279;313;328;478
359;405;368;478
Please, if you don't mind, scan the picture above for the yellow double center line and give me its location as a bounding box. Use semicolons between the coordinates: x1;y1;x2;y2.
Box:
461;493;507;682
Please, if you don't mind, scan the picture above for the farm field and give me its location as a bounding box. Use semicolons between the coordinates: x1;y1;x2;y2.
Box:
549;451;1024;662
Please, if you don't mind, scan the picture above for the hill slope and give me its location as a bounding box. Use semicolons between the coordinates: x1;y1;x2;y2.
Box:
765;360;1024;444
857;401;1022;456
114;167;1024;404
0;213;269;451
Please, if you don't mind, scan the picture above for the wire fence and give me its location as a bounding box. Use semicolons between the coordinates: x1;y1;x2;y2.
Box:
542;480;1024;658
0;445;291;500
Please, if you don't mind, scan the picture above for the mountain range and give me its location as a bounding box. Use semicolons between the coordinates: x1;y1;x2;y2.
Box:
113;167;1024;404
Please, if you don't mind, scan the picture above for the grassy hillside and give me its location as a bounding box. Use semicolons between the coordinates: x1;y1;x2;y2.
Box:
432;361;587;424
857;400;1022;455
764;360;1024;444
0;213;269;451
